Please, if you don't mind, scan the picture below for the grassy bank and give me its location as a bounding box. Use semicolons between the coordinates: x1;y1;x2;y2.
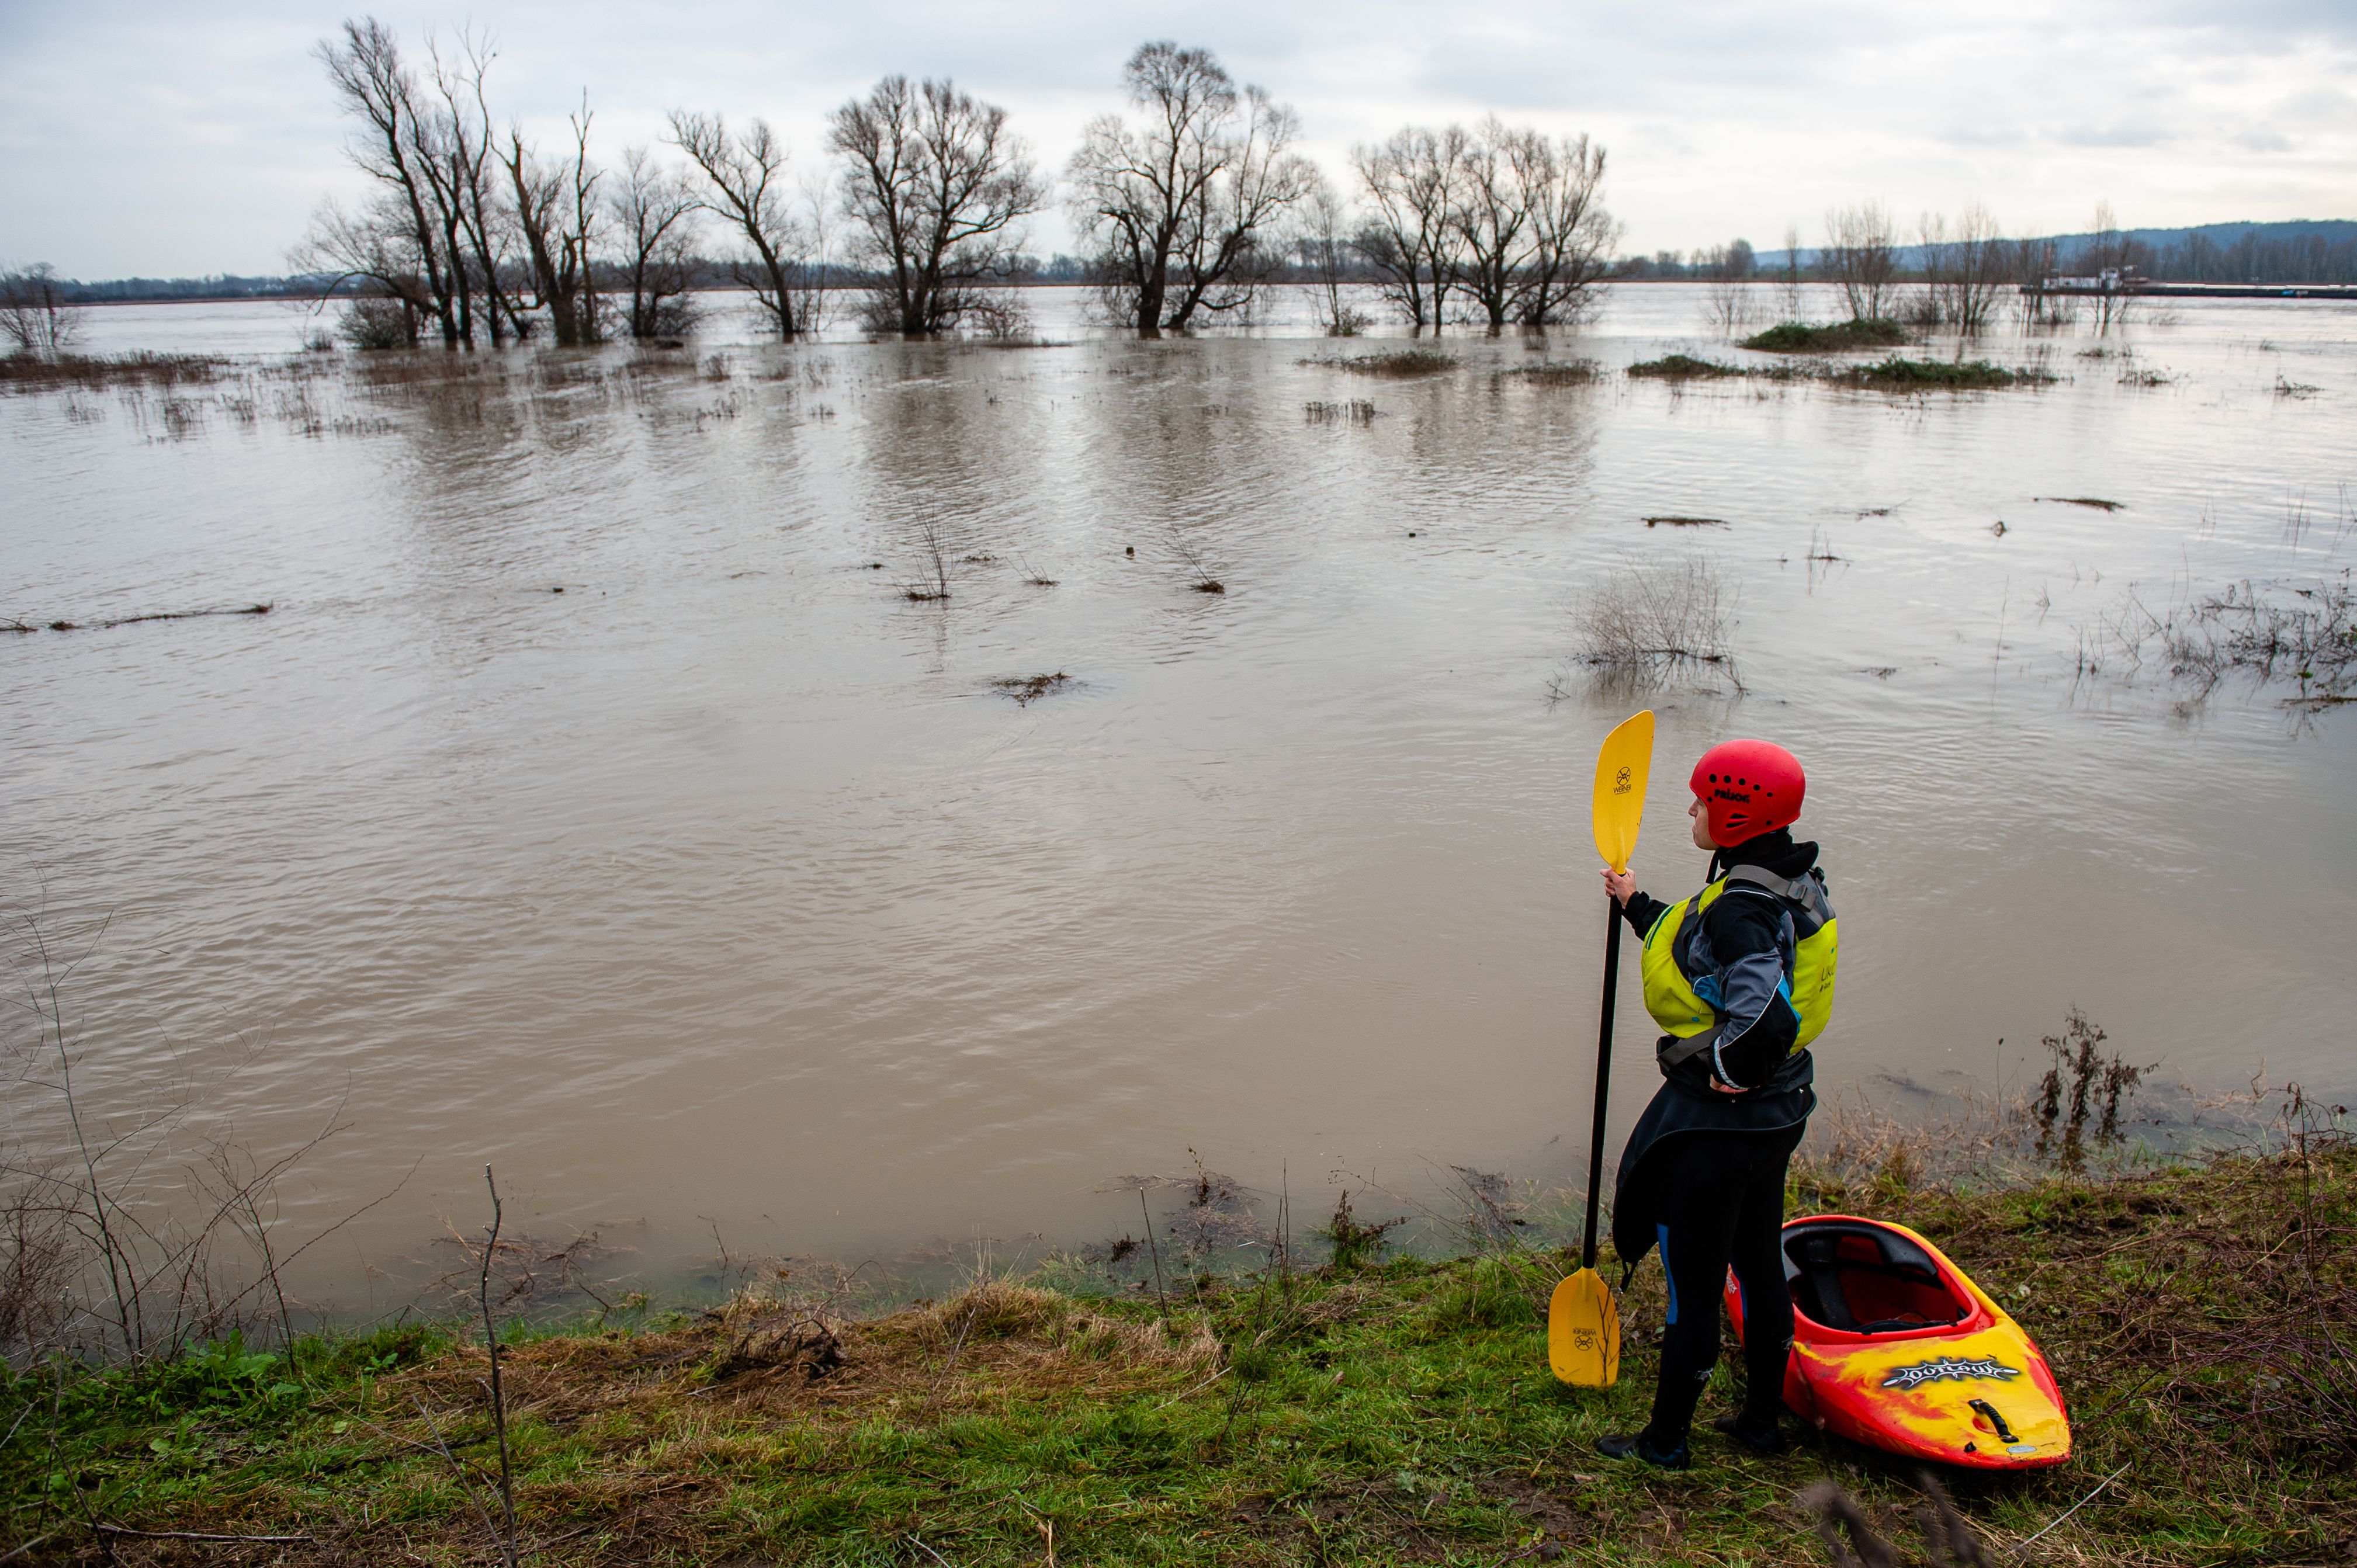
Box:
4;1140;2350;1565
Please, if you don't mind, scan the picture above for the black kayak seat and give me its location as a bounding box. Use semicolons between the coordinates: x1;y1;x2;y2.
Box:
1783;1221;1967;1333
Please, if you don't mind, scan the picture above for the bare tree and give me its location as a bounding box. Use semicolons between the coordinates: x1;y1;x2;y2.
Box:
295;19;539;348
792;175;840;335
1823;200;1898;323
1453;117;1531;331
668;110;812;338
2079;200;2135;330
0;265;84;357
1917;203;2006;334
608;146;699;339
1777;223;1805;320
419;30;522;344
1350;125;1468;331
1298;175;1365;335
1700;241;1759;336
830;76;1044;337
502;98;602;346
2011;235;2074;328
1508;130;1616;327
1447;120;1616;331
2080;200;2130;274
295;18;460;346
1066;42;1314;337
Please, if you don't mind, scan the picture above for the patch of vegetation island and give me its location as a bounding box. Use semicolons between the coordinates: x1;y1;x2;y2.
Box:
1505;360;1603;386
1324;349;1457;378
1740;318;1912;353
1625;353;1742;380
1831;356;2054;391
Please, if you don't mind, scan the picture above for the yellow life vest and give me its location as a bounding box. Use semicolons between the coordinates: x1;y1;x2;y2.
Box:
1638;868;1838;1050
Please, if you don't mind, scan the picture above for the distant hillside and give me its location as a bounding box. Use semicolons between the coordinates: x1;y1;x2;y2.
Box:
1753;219;2356;283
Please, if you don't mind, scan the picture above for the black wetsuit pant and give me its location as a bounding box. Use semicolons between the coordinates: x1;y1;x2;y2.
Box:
1642;1123;1806;1449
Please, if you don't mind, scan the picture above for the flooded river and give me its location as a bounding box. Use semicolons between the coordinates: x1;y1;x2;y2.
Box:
4;284;2353;1307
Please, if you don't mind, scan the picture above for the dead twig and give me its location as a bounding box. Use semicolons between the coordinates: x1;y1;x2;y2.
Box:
2013;1462;2129;1554
477;1165;519;1568
93;1525;316;1544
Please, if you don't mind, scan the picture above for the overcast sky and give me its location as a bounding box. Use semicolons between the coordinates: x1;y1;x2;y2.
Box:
2;0;2351;279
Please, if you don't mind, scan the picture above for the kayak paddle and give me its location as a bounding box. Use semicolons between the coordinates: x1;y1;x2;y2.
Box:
1548;708;1654;1387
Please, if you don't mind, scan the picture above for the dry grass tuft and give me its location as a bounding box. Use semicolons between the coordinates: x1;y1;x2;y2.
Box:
2095;571;2356;702
0;352;224;391
1567;556;1737;690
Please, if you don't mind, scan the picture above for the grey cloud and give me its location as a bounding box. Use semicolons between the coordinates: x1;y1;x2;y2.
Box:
2057;123;2174;149
2;0;2351;276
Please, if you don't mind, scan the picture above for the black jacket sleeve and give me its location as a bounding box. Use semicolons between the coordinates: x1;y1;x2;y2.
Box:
1695;890;1798;1090
1617;891;1670;940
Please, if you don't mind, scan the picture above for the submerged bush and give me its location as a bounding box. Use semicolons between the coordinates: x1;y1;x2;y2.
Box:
338;296;415;351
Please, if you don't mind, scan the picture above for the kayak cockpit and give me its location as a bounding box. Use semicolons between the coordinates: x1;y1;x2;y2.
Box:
1784;1219;1986;1336
1732;1215;2073;1469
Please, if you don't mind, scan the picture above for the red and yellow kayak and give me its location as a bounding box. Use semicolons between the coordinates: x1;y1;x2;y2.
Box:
1723;1213;2071;1469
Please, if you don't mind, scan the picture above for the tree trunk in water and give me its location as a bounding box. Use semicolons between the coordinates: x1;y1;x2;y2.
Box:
1138;260;1167;340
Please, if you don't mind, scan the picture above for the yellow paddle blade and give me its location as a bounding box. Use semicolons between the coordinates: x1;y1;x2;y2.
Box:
1549;1267;1620;1386
1591;710;1655;873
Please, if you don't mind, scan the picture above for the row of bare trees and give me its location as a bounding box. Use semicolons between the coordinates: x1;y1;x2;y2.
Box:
1817;200;2084;334
294;19;705;348
1351;120;1618;332
294;21;1620;346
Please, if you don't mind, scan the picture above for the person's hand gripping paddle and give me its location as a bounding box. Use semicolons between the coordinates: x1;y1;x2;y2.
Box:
1548;709;1654;1387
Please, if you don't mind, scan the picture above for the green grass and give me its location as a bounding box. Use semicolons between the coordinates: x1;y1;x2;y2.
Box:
1505;360;1604;387
1625;354;1744;380
1829;357;2056;391
1739;320;1912;353
6;1146;2351;1564
1323;349;1458;378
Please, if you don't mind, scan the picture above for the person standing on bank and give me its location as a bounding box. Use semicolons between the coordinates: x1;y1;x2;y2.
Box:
1592;740;1838;1468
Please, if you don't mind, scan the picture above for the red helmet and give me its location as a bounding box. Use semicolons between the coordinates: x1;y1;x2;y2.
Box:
1690;740;1805;846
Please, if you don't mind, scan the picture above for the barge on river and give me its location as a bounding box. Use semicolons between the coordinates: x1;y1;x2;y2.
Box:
2026;268;2356;301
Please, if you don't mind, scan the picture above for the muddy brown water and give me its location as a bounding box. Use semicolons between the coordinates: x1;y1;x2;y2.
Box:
5;285;2353;1309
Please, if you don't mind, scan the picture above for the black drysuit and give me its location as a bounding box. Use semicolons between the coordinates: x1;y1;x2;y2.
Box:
1610;830;1825;1449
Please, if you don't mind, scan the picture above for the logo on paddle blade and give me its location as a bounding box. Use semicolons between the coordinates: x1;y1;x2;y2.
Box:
1613;765;1633;795
1879;1355;2020;1391
1572;1328;1597;1350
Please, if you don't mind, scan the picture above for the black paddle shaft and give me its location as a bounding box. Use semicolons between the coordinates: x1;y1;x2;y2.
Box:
1580;899;1621;1269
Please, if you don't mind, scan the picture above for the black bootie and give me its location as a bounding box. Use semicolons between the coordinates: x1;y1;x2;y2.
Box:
1596;1430;1692;1469
1710;1410;1788;1456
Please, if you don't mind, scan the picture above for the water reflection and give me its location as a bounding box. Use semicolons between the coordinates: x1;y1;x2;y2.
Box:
2;288;2352;1305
